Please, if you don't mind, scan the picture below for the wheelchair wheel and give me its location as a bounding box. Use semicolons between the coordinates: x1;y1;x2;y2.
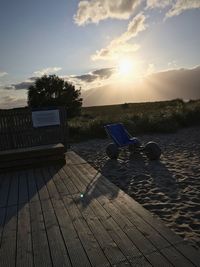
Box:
144;141;161;160
106;143;119;159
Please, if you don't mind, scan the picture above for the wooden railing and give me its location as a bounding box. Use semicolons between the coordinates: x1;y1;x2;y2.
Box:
0;107;68;151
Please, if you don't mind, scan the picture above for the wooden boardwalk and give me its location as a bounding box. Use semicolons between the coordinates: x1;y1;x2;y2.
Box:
0;151;199;267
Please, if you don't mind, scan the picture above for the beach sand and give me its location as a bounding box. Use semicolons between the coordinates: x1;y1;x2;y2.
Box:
72;126;200;250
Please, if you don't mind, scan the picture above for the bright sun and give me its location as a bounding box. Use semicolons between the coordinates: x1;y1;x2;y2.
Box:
118;58;134;76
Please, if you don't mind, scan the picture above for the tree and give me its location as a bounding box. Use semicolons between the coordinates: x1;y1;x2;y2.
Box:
28;75;82;118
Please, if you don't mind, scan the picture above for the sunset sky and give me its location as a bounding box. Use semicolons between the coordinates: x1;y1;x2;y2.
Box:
0;0;200;108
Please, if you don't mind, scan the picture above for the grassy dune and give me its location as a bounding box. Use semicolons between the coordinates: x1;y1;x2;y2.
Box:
69;99;200;142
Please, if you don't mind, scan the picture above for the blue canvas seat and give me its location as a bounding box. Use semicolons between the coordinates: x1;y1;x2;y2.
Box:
104;123;140;147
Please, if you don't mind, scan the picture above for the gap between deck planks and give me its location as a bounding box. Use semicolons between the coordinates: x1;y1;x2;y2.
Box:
0;151;199;267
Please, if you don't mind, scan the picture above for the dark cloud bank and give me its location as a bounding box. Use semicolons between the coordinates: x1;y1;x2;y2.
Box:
74;67;115;82
82;66;200;106
4;77;37;90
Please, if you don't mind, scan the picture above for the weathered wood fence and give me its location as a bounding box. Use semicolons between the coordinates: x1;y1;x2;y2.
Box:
0;107;68;151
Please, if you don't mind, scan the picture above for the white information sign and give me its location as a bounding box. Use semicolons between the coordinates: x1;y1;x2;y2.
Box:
32;109;60;127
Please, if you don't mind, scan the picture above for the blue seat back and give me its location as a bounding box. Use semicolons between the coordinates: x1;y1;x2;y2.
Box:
105;123;130;146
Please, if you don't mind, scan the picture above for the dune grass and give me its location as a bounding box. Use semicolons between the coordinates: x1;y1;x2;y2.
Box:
69;99;200;142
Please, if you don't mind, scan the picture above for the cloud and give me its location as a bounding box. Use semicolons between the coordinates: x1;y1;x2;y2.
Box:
166;0;200;17
0;96;27;109
144;65;200;100
74;0;141;25
75;67;115;82
33;67;62;76
4;85;13;90
74;74;98;83
60;67;116;91
167;60;178;68
14;81;35;90
5;69;62;91
92;67;115;78
92;13;147;60
29;76;38;81
146;0;200;17
0;72;8;78
146;0;173;9
69;67;116;90
4;79;35;90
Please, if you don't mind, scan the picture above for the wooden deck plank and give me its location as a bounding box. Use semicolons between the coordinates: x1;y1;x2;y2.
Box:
65;151;86;165
43;167;92;267
0;207;6;247
113;188;183;244
51;202;92;267
160;246;194;267
18;171;28;205
29;200;52;267
16;203;33;267
174;242;200;266
63;165;87;193
40;198;72;267
0;173;11;208
7;172;19;207
57;167;79;195
75;197;131;266
84;198;152;266
0;205;18;267
27;169;39;203
34;169;49;201
50;166;70;196
35;168;72;267
29;172;52;267
145;251;173;267
62;194;111;267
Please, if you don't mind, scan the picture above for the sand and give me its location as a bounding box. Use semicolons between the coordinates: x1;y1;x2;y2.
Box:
72;126;200;250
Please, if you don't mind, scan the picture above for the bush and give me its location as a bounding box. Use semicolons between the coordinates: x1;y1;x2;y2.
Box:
121;103;129;109
28;75;82;118
68;99;200;142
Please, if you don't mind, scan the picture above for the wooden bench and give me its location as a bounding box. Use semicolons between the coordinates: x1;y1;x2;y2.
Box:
0;143;66;171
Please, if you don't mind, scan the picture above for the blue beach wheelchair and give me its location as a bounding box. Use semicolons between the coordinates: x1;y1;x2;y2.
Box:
104;123;161;160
